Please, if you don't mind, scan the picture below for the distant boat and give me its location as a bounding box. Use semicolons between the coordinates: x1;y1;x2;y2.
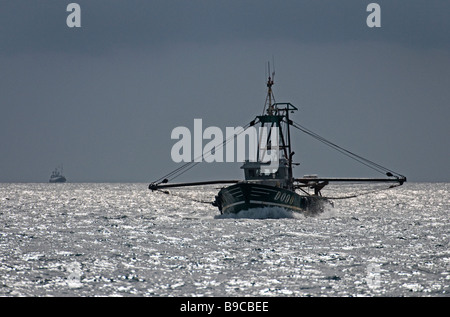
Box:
49;166;66;183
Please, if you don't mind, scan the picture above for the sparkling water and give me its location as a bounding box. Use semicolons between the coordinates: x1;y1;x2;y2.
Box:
0;182;448;296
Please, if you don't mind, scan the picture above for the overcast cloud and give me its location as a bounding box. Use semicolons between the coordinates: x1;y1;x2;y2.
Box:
0;1;449;182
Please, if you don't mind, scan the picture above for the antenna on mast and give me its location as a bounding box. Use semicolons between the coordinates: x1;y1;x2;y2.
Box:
264;59;276;115
271;55;276;81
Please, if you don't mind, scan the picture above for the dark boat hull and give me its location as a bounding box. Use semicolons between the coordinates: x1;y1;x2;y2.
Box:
49;176;66;183
215;182;328;216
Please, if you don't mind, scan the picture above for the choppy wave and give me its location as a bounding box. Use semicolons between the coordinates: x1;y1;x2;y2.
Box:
0;182;448;296
214;203;337;219
215;207;303;219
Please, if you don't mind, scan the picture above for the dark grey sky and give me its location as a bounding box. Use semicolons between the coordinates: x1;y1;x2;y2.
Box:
1;1;449;182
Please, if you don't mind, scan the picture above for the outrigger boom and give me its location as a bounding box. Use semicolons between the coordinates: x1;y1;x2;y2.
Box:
149;175;405;192
295;176;406;185
149;180;239;191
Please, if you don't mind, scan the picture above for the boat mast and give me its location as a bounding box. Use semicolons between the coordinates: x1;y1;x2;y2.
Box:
262;62;297;189
266;62;275;115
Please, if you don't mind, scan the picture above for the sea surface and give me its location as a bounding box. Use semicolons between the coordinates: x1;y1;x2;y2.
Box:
0;182;448;297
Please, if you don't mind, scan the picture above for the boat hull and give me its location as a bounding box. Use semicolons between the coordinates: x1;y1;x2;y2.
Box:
214;182;328;216
49;176;66;183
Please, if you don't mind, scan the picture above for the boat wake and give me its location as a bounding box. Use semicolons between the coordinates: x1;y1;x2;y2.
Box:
213;201;338;220
214;207;306;220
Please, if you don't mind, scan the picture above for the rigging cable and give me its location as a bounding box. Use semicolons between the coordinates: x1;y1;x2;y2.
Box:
320;182;403;200
151;120;255;185
290;121;405;179
154;188;214;205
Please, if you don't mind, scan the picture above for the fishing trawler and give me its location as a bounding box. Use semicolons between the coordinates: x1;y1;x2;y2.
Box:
149;68;406;215
49;166;66;183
